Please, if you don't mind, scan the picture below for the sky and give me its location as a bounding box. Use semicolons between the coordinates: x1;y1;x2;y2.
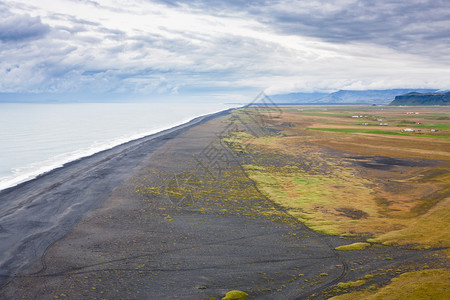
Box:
1;0;450;102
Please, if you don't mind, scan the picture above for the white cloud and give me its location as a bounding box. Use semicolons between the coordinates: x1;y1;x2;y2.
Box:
1;0;450;100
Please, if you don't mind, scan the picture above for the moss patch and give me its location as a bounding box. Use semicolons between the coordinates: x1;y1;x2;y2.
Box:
335;242;371;251
222;290;248;300
337;280;366;289
330;269;450;299
367;198;450;249
242;161;380;236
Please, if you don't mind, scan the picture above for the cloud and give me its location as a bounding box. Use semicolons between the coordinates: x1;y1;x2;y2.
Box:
264;1;450;49
1;0;450;100
0;10;50;42
155;0;450;59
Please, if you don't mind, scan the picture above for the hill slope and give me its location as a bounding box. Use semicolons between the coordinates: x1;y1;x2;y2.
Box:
390;92;450;106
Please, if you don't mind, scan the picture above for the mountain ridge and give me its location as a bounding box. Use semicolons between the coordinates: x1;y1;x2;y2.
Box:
270;89;438;104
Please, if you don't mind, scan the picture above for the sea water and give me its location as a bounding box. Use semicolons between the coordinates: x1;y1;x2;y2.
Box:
0;102;238;191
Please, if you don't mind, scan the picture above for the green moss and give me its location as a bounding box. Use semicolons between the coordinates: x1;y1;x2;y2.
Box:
222;290;248;300
308;224;342;236
367;197;450;249
330;269;450;300
335;242;371;251
135;185;163;196
241;153;376;236
337;280;366;289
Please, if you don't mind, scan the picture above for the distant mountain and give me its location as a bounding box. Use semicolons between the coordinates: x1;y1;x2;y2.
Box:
268;92;328;103
390;92;450;106
270;89;438;104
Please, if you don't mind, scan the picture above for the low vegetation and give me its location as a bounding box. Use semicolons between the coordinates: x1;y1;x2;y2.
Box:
330;269;450;299
335;242;371;251
223;107;450;248
308;127;450;139
336;279;366;289
222;290;248;300
243;162;379;236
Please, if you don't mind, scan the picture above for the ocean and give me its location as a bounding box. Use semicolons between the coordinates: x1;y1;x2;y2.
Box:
0;102;237;192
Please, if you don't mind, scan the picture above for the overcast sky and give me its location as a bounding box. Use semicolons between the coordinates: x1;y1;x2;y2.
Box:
1;0;450;102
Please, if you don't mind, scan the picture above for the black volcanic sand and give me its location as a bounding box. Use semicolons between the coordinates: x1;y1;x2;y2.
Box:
0;112;228;284
0;112;441;299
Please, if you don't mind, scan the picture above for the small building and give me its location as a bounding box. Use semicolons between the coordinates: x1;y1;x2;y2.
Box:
402;128;415;132
362;123;369;125
379;123;388;126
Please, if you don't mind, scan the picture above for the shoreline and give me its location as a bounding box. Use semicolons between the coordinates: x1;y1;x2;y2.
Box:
0;108;233;285
0;107;237;193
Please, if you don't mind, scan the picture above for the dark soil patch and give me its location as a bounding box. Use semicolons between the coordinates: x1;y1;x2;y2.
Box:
336;207;369;220
346;156;432;170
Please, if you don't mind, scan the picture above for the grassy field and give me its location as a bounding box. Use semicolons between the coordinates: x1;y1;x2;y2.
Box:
329;269;450;299
225;107;450;247
308;127;450;139
223;106;450;299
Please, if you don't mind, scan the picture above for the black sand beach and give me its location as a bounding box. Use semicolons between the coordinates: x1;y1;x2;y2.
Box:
0;110;438;299
0;111;229;286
